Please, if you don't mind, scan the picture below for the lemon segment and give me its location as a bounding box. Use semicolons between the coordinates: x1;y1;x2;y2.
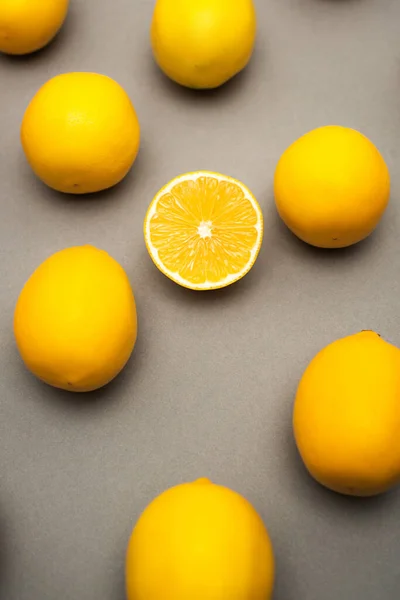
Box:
144;172;263;290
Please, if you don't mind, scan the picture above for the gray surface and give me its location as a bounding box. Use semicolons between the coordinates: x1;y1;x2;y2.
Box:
1;0;400;598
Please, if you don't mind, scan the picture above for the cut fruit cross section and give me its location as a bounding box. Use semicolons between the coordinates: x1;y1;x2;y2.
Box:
144;171;263;290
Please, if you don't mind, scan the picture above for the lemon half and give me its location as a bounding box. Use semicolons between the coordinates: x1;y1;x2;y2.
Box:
144;171;263;290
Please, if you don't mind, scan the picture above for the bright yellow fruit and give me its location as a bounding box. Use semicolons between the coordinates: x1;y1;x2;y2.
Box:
14;245;137;392
0;0;69;55
274;126;390;248
293;331;400;496
21;73;140;194
151;0;256;89
144;171;263;290
126;478;275;600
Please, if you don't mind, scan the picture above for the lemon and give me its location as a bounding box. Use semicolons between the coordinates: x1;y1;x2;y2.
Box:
151;0;256;89
0;0;69;55
14;245;137;392
293;331;400;496
274;126;390;248
21;73;140;194
126;478;275;600
144;171;263;290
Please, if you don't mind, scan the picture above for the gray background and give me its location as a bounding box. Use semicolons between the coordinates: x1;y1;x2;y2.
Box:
0;0;400;598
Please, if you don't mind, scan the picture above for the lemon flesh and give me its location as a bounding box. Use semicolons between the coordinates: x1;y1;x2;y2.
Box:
14;245;137;392
294;331;400;496
274;125;390;248
21;72;140;194
151;0;256;89
0;0;69;55
144;171;263;290
126;478;275;600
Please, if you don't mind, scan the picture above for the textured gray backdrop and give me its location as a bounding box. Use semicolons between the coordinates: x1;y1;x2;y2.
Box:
1;0;400;598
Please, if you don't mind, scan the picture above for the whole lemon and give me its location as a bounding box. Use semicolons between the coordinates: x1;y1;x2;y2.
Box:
274;126;390;248
293;331;400;496
0;0;69;55
14;246;137;392
21;73;140;194
126;478;275;600
151;0;256;89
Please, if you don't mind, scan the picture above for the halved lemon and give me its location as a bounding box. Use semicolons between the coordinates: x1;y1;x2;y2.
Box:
144;171;263;290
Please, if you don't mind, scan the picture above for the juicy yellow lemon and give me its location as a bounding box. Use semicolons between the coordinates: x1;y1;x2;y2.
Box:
21;72;140;194
0;0;69;55
293;331;400;496
144;171;263;290
126;478;275;600
151;0;256;89
274;126;390;248
14;245;137;392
